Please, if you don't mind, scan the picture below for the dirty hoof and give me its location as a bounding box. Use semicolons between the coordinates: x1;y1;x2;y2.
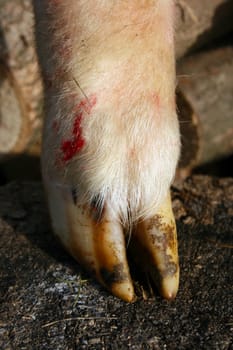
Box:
46;184;179;302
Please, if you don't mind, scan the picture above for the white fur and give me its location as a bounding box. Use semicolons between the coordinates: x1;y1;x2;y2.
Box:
34;0;180;224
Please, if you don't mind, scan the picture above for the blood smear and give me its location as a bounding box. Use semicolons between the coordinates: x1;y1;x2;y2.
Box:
61;95;97;162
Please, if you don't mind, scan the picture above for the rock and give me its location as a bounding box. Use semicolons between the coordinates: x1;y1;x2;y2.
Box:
0;176;232;349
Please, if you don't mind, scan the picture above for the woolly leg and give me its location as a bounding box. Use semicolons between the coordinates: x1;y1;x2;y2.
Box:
34;0;180;302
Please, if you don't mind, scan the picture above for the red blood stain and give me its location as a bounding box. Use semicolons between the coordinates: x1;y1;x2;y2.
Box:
61;94;97;162
61;137;85;162
74;94;97;114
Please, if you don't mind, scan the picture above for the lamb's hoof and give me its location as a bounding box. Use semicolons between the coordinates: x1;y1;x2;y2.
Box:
46;184;179;302
129;193;179;301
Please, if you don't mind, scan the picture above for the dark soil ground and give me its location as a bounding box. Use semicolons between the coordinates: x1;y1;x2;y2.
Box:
0;176;232;349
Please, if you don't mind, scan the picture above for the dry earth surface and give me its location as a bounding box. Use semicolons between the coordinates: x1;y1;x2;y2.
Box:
0;176;232;349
